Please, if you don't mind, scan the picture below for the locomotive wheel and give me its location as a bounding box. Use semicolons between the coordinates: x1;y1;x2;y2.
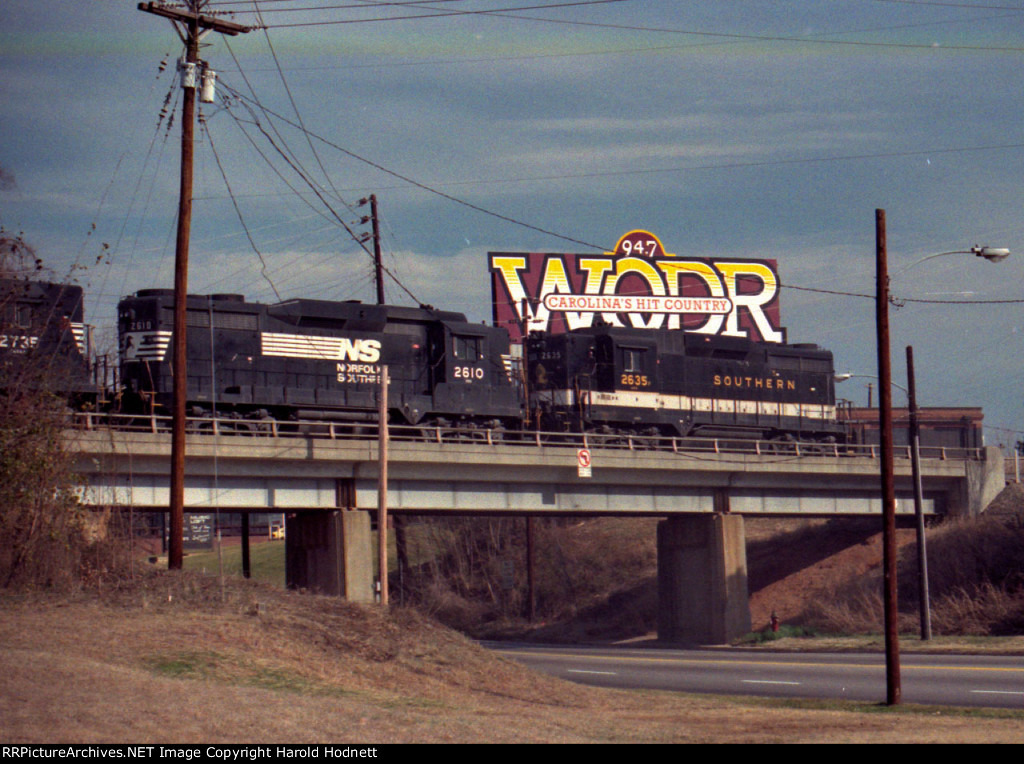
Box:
768;437;798;455
253;419;276;437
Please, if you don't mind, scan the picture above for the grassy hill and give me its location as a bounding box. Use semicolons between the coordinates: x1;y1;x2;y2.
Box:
3;570;1023;743
4;490;1024;742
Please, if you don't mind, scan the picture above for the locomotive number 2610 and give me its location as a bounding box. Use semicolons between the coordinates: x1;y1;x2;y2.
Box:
454;366;484;381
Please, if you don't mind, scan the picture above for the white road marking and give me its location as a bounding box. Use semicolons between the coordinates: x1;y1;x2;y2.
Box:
742;679;801;686
567;669;618;676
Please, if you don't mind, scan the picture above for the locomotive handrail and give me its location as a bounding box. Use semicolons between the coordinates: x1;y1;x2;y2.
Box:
64;411;987;461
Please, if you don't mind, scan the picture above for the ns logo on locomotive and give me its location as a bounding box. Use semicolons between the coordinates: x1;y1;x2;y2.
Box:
3;229;844;444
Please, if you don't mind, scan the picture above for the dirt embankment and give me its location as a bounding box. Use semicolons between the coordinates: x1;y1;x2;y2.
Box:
745;517;913;630
481;484;1024;642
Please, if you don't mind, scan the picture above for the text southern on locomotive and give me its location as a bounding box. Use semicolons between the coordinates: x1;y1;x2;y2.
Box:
525;324;844;441
117;289;521;428
0;278;96;403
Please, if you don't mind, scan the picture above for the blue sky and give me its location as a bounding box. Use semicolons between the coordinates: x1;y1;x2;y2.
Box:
3;1;1024;446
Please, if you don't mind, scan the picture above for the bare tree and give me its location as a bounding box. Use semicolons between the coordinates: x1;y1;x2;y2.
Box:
0;230;125;588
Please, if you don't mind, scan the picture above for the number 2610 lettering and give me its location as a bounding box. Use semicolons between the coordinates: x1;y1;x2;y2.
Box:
454;366;484;381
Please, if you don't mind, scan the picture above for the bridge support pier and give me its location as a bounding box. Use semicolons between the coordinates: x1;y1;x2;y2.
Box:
284;510;374;602
956;446;1006;516
657;511;750;644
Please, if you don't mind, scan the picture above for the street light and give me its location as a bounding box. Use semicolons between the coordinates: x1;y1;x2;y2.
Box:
892;247;1010;276
974;246;1012;262
833;373;906;394
873;209;1009;705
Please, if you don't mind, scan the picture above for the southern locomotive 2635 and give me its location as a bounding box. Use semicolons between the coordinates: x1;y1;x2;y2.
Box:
525;323;843;442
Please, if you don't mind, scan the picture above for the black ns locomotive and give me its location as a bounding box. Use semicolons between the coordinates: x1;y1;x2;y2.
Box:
525;324;844;441
0;278;96;403
117;289;522;428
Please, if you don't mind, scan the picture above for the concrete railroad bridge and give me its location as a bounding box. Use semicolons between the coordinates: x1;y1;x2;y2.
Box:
70;414;1005;644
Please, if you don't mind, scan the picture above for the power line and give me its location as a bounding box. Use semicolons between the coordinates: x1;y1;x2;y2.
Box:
256;0;633;27
221;38;339;228
220;83;610;251
442;6;1024;53
212;7;1024;77
874;0;1024;10
891;294;1024;305
209;0;468;11
221;24;429;302
221;95;342;228
201;109;283;300
252;3;358;214
222;91;428;303
186;138;1024;201
372;141;1024;188
782;281;1024;305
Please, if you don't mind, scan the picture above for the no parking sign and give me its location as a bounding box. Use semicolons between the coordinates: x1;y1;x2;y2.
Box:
577;448;592;478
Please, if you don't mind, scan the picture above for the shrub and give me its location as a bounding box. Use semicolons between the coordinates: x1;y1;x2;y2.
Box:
0;234;131;589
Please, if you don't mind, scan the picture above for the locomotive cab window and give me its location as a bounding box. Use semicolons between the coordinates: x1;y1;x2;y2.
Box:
453;334;482;362
6;303;34;330
621;347;646;373
618;344;654;389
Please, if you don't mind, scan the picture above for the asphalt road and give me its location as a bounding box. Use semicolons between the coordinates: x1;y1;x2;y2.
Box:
487;643;1024;710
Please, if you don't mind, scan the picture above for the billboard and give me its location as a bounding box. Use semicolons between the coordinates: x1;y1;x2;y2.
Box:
489;230;785;343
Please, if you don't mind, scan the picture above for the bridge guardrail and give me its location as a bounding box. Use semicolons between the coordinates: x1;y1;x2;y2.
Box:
66;411;985;462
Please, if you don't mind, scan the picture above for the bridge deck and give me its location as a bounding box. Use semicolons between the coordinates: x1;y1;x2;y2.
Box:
67;415;1003;517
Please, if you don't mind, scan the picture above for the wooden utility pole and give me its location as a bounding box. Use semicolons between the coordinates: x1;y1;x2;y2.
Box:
875;208;901;705
378;365;390;606
138;2;249;569
357;194;385;303
369;195;384;305
358;194;386;304
525;517;536;622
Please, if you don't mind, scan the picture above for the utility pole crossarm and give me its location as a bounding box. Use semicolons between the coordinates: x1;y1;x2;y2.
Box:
137;2;252;36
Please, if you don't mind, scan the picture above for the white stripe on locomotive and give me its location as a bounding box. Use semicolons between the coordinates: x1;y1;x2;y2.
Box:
261;333;381;363
122;330;173;362
539;388;836;421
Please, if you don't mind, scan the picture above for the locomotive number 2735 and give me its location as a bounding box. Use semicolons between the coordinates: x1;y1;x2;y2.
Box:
0;334;39;350
454;366;484;381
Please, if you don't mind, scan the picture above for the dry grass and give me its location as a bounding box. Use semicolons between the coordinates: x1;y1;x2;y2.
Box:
402;517;660;639
793;493;1024;637
2;570;1023;744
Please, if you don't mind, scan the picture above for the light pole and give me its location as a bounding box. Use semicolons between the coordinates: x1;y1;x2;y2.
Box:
835;368;930;642
905;346;930;641
872;209;1009;704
